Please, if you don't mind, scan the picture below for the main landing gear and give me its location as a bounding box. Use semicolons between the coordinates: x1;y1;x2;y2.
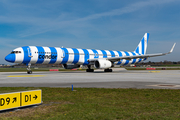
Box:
104;68;113;72
86;65;94;72
27;63;32;74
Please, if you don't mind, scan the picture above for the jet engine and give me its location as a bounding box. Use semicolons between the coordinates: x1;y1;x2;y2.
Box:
63;64;80;69
94;59;112;69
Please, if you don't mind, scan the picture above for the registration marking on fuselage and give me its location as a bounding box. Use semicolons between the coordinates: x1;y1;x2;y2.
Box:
7;75;45;77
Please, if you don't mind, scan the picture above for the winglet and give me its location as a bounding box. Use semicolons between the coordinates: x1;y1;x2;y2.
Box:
169;43;176;54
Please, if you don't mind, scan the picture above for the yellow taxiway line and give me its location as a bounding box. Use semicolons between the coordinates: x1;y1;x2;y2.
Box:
7;75;45;77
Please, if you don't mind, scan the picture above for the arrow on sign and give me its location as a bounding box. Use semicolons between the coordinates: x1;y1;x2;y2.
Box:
12;97;17;103
33;95;38;100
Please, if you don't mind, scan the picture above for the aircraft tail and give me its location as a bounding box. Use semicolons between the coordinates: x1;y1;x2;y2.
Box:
134;33;149;55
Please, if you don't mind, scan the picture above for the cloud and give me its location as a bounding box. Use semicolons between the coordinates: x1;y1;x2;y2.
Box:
1;0;180;64
0;38;19;48
0;0;178;37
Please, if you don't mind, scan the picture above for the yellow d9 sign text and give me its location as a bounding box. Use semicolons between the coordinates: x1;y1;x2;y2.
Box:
21;90;42;107
0;92;20;111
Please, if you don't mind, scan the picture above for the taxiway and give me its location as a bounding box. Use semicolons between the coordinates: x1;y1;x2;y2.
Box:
0;68;180;89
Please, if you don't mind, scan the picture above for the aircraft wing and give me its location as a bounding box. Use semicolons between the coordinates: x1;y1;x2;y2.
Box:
88;43;176;62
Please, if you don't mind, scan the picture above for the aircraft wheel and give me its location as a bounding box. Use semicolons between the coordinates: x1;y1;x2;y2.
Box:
86;69;94;72
27;71;32;74
104;69;112;72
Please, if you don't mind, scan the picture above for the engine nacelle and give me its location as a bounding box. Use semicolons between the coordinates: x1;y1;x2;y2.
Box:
94;59;112;69
63;64;80;69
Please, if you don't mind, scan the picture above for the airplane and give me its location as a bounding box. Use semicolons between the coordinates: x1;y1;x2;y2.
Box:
5;33;176;74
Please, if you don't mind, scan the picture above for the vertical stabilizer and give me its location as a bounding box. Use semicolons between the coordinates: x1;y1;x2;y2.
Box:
134;33;149;55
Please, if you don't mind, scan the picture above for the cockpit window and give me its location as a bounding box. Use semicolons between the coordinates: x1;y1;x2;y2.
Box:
11;51;21;54
11;51;15;54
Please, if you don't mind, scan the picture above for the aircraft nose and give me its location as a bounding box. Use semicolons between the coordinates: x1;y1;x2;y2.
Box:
5;54;15;63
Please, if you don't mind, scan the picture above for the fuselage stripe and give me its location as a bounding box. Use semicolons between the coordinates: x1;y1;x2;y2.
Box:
138;58;142;63
116;51;122;65
109;50;115;57
36;46;45;64
82;49;89;65
72;48;79;64
124;51;130;65
92;49;98;58
22;46;31;64
131;52;136;64
49;47;57;64
61;48;69;64
101;50;107;58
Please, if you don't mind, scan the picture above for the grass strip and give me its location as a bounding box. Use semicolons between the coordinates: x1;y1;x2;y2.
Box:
0;68;85;72
0;88;180;120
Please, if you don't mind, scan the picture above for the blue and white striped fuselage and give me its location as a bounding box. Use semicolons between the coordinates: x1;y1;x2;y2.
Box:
5;33;176;74
6;46;146;66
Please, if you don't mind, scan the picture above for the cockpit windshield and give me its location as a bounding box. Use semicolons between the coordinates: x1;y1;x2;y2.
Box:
11;51;21;54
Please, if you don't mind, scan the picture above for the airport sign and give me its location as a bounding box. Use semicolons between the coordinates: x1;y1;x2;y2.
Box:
0;92;20;111
21;90;42;107
0;89;42;111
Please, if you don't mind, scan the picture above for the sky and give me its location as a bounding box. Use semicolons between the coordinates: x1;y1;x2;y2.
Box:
0;0;180;64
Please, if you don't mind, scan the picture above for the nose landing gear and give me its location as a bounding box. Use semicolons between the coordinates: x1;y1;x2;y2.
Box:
27;63;32;74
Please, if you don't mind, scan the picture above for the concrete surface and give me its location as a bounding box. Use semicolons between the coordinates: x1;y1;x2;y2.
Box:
0;68;180;89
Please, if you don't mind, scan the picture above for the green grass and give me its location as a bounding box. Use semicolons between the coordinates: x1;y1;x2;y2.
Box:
0;68;85;72
159;64;180;67
1;88;180;119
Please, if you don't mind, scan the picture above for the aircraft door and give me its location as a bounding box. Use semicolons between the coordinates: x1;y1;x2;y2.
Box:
61;49;65;58
27;47;33;57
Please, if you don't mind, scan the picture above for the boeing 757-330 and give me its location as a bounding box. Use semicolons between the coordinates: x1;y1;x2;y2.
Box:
5;33;176;74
